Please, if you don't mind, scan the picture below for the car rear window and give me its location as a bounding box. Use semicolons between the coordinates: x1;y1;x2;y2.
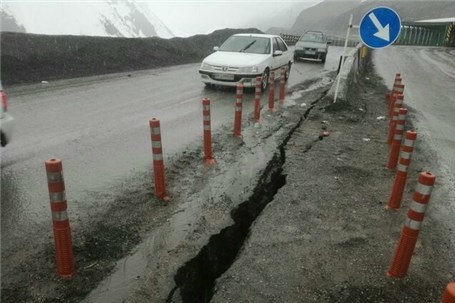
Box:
299;32;326;43
219;36;271;54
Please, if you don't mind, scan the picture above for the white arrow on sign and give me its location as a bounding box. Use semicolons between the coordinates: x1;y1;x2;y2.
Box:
368;12;390;41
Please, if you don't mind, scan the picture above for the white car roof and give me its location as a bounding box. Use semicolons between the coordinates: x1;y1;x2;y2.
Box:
233;33;279;39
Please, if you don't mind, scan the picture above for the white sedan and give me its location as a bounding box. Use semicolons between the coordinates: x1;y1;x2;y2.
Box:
199;33;293;91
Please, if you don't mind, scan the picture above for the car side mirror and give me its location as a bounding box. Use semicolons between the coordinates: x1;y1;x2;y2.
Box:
273;50;283;57
213;46;219;51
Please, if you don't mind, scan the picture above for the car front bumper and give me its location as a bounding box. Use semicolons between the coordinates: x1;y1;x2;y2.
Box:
294;50;326;60
199;70;262;87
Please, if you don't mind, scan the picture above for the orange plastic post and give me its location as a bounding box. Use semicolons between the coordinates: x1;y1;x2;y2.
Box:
254;76;261;123
150;118;169;201
386;130;417;209
268;70;275;112
388;94;404;145
389;84;404;116
279;66;285;105
387;108;407;169
387;172;436;278
45;158;76;278
442;283;455;303
233;83;243;137
202;98;215;165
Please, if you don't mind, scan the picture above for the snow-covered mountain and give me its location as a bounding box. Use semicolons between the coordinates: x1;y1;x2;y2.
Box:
1;0;174;38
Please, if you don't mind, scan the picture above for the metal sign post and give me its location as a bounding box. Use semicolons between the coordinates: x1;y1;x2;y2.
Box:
333;14;353;103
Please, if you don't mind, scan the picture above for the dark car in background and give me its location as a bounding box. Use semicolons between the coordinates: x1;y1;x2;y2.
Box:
294;31;329;63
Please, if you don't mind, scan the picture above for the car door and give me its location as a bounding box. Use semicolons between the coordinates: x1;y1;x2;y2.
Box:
270;38;282;73
276;37;290;66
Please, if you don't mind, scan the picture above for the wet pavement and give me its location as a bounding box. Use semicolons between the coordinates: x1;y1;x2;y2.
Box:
1;47;347;289
374;46;455;240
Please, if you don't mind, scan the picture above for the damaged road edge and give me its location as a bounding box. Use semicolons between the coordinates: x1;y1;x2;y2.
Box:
166;92;329;303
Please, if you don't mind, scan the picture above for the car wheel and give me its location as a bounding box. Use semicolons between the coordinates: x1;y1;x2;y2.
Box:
321;54;327;64
285;63;291;81
204;83;214;89
294;55;299;62
1;132;7;147
261;68;269;92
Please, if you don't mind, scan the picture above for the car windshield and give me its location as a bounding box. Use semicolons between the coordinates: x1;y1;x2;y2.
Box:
218;36;270;54
299;33;326;43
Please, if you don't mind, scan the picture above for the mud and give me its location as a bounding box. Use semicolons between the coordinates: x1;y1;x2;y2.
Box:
2;54;453;303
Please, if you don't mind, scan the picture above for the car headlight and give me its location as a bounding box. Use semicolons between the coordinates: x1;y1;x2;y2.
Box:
317;48;326;52
239;66;259;73
201;62;212;70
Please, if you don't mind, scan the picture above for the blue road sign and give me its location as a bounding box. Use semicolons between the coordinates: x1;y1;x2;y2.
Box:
359;7;401;49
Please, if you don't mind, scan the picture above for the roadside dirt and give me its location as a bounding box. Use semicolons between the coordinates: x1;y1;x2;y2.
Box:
210;57;455;302
2;54;453;303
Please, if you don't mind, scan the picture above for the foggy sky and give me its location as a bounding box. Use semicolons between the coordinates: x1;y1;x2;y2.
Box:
145;1;320;36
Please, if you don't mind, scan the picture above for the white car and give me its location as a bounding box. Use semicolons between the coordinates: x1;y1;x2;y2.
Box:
199;33;293;91
1;83;14;147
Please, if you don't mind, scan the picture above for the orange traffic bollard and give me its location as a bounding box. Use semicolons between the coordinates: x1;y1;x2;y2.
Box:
386;130;417;209
387;108;407;169
388;94;404;145
254;76;261;123
389;84;404;116
279;66;285;105
386;73;401;102
202;98;215;165
149;118;169;201
387;172;436;278
442;283;455;303
45;158;76;278
268;70;275;112
233;82;243;137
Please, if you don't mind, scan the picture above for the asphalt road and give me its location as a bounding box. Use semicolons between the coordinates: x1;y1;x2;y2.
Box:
373;46;455;233
1;46;347;263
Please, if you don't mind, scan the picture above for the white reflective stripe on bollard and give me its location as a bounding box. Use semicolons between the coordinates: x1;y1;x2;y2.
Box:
409;200;428;213
52;211;69;222
403;139;415;147
150;127;161;135
49;192;66;202
405;218;422;230
47;172;64;182
415;183;433;196
151;141;162;148
153;153;163;161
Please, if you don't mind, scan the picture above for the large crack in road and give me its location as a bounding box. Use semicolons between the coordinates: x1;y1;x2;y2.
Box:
167;93;328;302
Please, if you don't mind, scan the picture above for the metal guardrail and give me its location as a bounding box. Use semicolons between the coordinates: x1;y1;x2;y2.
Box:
280;33;359;47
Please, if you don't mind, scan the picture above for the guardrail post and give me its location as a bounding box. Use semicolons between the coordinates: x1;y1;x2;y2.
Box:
233;83;243;137
387;172;436;278
202;98;215;165
268;70;275;112
45;158;76;278
150;118;170;201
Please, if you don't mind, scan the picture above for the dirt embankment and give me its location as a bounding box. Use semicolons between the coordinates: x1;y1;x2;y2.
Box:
0;28;261;86
210;56;455;302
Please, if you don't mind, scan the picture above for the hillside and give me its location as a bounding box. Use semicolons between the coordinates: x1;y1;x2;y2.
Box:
291;0;455;36
0;28;261;86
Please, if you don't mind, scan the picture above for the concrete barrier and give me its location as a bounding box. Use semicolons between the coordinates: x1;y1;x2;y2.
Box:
327;43;364;102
